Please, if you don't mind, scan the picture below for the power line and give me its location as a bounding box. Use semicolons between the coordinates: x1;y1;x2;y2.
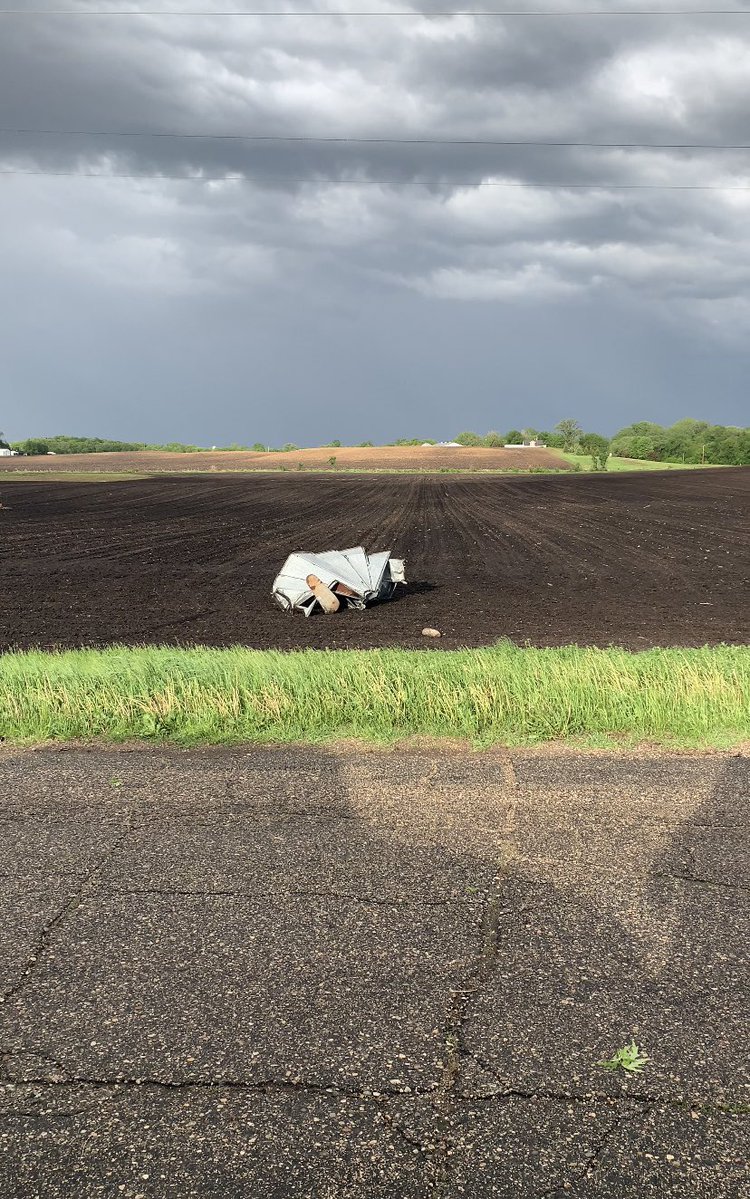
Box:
2;165;749;188
4;126;750;150
2;8;750;15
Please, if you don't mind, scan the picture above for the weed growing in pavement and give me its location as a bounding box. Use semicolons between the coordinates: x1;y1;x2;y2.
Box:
597;1042;650;1073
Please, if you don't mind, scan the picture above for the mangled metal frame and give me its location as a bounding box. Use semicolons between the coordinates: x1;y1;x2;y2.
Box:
273;546;406;616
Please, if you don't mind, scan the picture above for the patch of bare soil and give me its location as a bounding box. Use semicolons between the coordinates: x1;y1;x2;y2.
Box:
0;445;570;474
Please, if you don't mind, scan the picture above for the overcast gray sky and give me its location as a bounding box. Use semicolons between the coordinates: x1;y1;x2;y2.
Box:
1;2;749;446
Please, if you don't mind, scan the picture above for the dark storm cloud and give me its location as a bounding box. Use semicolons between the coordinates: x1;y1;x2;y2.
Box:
1;2;749;442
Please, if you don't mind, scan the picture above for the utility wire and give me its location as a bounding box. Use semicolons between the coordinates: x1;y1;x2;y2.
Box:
4;127;750;150
2;166;749;188
2;8;750;15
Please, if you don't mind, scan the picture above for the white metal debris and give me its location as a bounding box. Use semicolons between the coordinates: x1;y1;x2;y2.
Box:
272;547;406;616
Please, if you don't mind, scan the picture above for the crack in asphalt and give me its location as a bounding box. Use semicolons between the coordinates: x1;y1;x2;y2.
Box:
438;879;505;1099
0;1108;98;1121
124;807;362;824
81;885;474;909
534;1108;635;1199
654;872;750;892
426;752;519;1195
455;1058;750;1118
381;1113;442;1162
0;802;136;1010
2;1076;745;1117
0;1075;437;1099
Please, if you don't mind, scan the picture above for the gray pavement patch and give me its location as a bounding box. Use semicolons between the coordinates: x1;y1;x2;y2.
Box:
0;756;134;819
464;984;748;1105
463;873;749;1105
396;1092;629;1196
511;752;749;802
513;814;684;876
2;893;479;1091
0;1083;426;1198
0;748;355;820
564;1103;749;1198
486;872;749;978
0;745;747;1196
662;835;749;889
394;1095;749;1198
91;814;503;902
0;880;76;997
0;816;128;882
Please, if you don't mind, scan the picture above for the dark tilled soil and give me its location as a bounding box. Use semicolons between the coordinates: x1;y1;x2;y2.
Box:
1;469;748;651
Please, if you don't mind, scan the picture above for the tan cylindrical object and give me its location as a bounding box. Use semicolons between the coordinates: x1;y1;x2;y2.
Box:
306;574;340;614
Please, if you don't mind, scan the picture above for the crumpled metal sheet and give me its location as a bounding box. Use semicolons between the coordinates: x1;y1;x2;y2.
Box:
272;546;406;616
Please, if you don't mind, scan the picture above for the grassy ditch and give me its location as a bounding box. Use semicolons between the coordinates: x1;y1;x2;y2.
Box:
0;643;747;748
560;453;723;472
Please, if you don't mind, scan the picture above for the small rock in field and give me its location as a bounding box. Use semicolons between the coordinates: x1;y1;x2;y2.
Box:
422;627;441;638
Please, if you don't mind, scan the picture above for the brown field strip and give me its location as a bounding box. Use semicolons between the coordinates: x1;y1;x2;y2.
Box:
0;444;570;475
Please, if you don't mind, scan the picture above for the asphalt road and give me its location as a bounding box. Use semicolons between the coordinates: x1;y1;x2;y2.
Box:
0;746;747;1197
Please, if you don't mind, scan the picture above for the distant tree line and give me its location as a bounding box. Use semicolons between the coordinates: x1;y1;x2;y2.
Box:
452;420;588;450
10;435;148;456
8;418;748;467
450;422;588;449
8;435;317;455
610;419;749;466
8;435;262;456
452;417;749;467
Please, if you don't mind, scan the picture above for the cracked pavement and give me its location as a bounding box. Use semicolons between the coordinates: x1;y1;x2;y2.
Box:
0;746;747;1197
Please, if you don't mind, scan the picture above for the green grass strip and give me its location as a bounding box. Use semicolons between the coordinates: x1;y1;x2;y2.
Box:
560;453;723;472
0;643;748;748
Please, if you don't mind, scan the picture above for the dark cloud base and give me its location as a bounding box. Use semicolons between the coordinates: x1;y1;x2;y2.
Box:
1;4;749;438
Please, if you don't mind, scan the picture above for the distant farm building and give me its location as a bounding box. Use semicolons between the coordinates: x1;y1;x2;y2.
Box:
504;439;546;449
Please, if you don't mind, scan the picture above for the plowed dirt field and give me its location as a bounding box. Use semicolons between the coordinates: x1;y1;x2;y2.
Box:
1;469;748;650
0;444;568;474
